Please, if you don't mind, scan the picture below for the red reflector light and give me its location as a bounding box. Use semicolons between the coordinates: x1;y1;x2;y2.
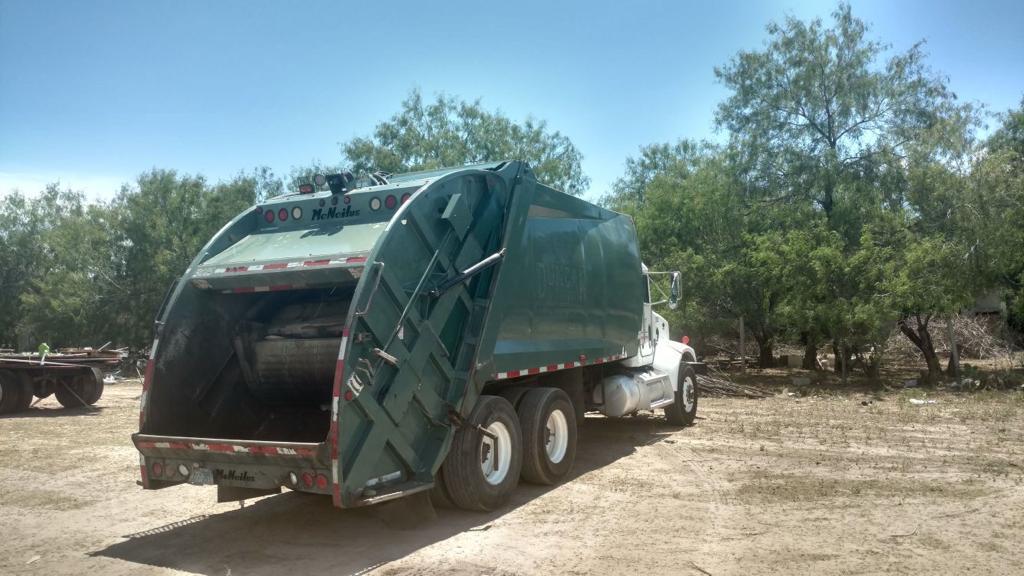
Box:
151;461;163;477
384;195;397;209
345;256;367;264
278;208;288;222
264;210;275;223
682;335;690;345
301;472;314;488
298;183;314;194
344;390;354;401
400;193;411;204
316;474;329;490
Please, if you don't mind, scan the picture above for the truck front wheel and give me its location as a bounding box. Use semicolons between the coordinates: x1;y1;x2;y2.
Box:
518;387;577;485
664;364;698;426
442;395;523;512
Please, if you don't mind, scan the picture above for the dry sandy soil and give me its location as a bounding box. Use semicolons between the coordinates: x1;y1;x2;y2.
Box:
1;379;1022;575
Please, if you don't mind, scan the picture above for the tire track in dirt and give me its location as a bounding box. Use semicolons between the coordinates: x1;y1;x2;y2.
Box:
656;433;737;573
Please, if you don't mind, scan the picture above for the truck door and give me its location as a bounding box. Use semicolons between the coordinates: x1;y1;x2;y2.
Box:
638;269;656;364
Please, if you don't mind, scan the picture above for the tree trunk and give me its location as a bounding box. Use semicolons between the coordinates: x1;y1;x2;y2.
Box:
946;354;958;375
946;320;960;377
801;332;818;370
898;315;942;382
832;340;842;374
757;340;774;368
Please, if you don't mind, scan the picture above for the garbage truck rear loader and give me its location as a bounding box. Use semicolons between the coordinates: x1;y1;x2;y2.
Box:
132;161;698;511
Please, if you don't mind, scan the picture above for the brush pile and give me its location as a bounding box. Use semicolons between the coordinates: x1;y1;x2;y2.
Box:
698;370;771;398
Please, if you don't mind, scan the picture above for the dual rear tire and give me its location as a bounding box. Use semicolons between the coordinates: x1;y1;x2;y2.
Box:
0;370;32;414
55;368;104;408
437;387;578;512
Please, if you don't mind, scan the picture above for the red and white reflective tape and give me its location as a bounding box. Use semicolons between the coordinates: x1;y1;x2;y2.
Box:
202;255;368;276
135;440;317;458
494;353;629;380
330;327;349;507
139;338;159;427
223;284;305;294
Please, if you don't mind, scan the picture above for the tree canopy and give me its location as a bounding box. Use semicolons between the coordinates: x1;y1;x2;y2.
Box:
608;3;1019;380
341;90;590;195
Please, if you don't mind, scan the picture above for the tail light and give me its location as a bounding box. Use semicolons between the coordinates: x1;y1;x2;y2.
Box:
151;461;164;477
301;472;314;488
316;474;329;490
384;195;397;209
277;208;288;222
264;210;275;223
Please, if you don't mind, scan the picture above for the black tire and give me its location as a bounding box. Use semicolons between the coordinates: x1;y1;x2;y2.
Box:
55;377;88;408
32;377;53;401
518;387;577;485
441;395;522;512
0;370;23;414
83;368;104;405
496;386;529;409
664;364;698;426
11;371;33;412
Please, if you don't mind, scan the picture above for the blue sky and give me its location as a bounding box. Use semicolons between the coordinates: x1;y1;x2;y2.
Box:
1;0;1022;202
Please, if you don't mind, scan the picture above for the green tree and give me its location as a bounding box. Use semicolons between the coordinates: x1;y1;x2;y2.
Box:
967;98;1024;335
0;191;44;347
342;90;590;195
714;3;960;218
713;2;975;372
110;170;266;346
19;192;119;347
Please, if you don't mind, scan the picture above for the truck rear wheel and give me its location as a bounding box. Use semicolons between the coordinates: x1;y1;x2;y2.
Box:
664;364;698;426
518;387;577;485
441;395;522;512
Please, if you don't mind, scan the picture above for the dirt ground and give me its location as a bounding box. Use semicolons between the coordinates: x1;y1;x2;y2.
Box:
1;379;1022;576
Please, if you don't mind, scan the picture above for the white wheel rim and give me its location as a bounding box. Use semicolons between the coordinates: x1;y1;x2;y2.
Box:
480;420;512;485
545;408;569;464
682;376;696;412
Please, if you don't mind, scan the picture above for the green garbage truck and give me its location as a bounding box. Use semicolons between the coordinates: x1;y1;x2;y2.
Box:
132;161;699;511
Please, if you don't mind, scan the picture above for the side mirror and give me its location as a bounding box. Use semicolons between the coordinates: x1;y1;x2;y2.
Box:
669;271;680;310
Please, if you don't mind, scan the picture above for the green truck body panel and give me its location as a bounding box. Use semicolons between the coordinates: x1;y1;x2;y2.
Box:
134;161;643;507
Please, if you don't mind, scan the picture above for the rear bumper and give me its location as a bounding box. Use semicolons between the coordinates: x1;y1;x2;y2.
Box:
132;433;332;495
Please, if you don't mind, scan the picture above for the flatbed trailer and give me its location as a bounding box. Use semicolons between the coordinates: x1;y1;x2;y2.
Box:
0;357;107;413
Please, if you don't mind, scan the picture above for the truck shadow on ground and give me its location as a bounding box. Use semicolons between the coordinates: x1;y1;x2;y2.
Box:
94;415;682;576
